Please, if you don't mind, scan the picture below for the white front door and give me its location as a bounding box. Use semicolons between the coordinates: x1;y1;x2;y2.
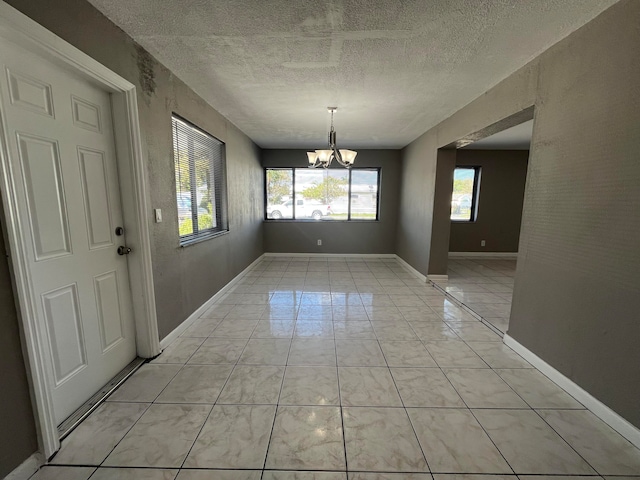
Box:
0;41;137;424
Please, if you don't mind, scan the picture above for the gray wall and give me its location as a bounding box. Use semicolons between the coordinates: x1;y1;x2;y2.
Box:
398;0;640;427
449;150;528;253
1;0;265;471
427;149;456;275
263;150;401;254
0;225;38;477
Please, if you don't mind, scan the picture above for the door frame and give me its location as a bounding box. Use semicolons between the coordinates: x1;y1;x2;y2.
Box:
0;3;160;458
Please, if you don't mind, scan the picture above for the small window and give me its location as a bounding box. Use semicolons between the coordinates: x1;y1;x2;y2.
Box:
451;166;481;222
172;115;228;243
265;168;380;221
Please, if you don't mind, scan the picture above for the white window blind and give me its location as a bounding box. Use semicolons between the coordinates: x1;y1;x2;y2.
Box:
172;115;228;243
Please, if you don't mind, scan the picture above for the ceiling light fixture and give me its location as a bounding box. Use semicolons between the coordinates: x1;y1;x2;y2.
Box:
307;107;357;168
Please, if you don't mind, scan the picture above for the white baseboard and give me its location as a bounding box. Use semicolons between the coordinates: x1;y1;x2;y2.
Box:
394;255;427;283
449;252;518;259
427;274;449;282
503;334;640;450
159;254;265;349
4;452;43;480
263;253;397;258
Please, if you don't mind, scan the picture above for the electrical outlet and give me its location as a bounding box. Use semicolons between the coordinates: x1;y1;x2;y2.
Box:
317;239;322;246
481;240;486;247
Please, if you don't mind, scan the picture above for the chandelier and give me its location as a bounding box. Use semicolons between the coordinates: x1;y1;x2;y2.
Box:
307;107;357;168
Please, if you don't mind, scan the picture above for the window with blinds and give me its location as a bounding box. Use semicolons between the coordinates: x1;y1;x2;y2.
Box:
172;114;228;244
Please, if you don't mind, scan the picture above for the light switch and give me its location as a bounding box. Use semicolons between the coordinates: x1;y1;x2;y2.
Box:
154;208;162;223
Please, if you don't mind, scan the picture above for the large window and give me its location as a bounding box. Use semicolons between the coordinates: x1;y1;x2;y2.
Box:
172;115;228;243
451;166;481;222
265;168;380;221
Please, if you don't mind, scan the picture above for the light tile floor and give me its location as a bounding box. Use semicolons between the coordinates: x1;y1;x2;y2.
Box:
432;258;517;333
32;257;640;479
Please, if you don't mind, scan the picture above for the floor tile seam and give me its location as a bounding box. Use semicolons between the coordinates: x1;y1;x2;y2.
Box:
81;399;155;469
176;329;255;470
443;371;517;476
429;280;505;337
332;327;350;474
377;335;433;472
260;327;295;473
528;407;602;475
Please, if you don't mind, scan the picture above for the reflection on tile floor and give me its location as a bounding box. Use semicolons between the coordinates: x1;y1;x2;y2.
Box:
432;258;517;333
33;257;640;479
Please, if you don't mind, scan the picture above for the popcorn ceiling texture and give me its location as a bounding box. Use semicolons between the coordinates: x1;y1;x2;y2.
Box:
87;0;618;148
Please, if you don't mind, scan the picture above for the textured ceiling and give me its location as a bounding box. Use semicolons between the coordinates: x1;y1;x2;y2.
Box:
463;120;533;150
88;0;619;149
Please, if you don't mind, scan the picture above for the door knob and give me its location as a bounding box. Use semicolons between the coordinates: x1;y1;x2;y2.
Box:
117;246;132;255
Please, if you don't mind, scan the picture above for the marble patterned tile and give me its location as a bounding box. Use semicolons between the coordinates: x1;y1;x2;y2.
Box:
29;466;95;480
199;303;234;318
465;342;532;369
151;337;205;364
90;468;178;479
176;470;261;480
379;341;437;367
217;365;285;404
225;304;267;319
336;339;387;366
349;474;431;480
391;368;465;407
432;476;516;480
211;319;259;338
409;322;459;341
107;364;181;402
280;366;340;406
496;369;583;408
288;339;337;366
333;320;377;339
155;364;233;403
443;368;528;408
187;337;248;364
343;407;428;472
238;338;291;365
371;321;420;340
103;404;211;468
423;340;488;368
180;317;221;337
266;406;346;470
252;319;296;338
184;404;276;469
338;367;402;406
294;320;335;338
473;409;597;474
265;472;347;480
445;322;502;342
51;402;148;465
538;409;640;475
407;408;511;473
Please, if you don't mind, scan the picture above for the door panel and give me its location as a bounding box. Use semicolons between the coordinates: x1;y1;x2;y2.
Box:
94;271;125;352
42;284;86;386
0;42;137;423
78;147;114;249
17;133;72;260
6;68;54;117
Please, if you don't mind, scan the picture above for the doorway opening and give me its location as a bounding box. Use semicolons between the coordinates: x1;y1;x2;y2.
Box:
427;107;534;334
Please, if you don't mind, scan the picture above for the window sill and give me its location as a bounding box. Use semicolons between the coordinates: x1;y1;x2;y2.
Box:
179;229;229;247
263;219;380;223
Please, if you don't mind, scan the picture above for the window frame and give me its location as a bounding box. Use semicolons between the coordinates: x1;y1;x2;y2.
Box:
172;113;229;245
264;167;381;222
450;165;481;223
